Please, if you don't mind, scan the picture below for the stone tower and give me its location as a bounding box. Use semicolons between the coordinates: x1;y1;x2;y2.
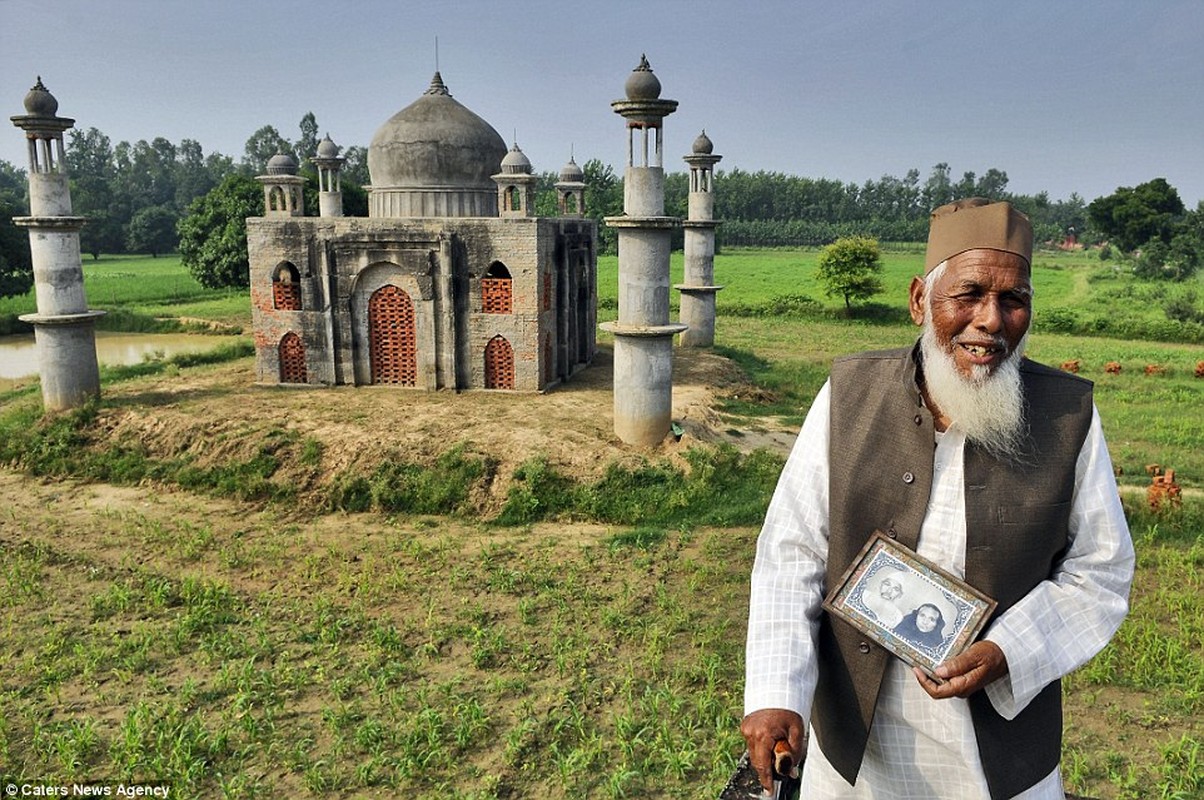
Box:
311;134;345;218
555;155;586;218
492;142;537;218
677;130;723;347
10;78;104;411
602;56;686;446
256;151;306;217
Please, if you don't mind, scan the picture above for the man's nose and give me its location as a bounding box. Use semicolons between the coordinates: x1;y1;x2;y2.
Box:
973;297;1003;333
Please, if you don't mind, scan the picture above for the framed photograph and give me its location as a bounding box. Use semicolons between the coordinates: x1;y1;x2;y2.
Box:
822;531;998;680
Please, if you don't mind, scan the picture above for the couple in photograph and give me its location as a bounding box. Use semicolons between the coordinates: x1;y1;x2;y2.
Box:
862;572;947;650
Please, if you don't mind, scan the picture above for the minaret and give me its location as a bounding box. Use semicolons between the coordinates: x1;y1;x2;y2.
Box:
255;151;305;217
311;134;345;218
677;130;723;347
601;56;686;446
10;77;104;411
555;155;586;218
492;142;536;218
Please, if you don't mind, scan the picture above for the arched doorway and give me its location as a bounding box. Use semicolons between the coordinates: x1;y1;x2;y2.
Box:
484;335;515;390
279;332;307;384
368;285;417;385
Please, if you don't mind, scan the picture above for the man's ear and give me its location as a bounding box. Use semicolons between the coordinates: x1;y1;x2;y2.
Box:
908;276;927;326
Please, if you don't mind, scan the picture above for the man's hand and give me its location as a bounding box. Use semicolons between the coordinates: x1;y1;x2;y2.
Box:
740;708;805;793
915;640;1009;699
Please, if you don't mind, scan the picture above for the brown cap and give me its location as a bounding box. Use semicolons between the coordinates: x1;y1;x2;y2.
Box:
925;198;1033;274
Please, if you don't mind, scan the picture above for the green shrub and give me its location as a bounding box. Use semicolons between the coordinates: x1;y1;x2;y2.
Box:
1035;308;1079;333
495;456;578;525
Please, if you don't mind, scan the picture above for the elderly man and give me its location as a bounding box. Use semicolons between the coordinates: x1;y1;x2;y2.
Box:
741;199;1134;799
861;573;905;629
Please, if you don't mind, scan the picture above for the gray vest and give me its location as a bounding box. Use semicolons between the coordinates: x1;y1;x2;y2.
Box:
817;345;1093;799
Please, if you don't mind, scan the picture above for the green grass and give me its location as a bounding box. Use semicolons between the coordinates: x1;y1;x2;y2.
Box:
0;254;251;331
0;508;753;797
598;246;1204;342
1;247;1202;798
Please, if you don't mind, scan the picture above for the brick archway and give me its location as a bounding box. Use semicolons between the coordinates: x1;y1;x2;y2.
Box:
273;263;301;310
279;332;307;384
368;285;417;385
484;335;515;390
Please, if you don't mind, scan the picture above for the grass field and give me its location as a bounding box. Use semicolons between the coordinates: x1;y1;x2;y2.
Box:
0;248;1201;798
0;254;249;333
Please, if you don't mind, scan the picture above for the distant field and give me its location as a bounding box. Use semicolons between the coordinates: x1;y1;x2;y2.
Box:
599;246;1204;344
597;246;1204;488
0;254;250;329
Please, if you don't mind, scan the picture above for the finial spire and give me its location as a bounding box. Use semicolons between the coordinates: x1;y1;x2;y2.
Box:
425;71;450;96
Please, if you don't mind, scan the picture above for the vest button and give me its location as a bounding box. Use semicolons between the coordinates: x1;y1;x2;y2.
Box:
887;529;898;539
858;641;871;654
914;415;922;425
902;471;915;484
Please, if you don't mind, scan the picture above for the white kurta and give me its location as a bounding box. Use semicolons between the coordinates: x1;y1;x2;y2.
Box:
744;380;1134;799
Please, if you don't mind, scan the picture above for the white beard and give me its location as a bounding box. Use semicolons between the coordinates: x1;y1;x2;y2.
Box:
919;320;1029;463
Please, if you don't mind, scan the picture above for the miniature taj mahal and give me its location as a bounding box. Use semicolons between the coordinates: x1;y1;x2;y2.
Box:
247;71;597;392
12;59;722;447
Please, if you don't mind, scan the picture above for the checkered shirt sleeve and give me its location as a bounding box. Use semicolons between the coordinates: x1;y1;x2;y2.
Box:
744;381;832;719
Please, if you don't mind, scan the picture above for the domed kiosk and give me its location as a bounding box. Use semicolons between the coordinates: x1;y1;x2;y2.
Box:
246;72;597;393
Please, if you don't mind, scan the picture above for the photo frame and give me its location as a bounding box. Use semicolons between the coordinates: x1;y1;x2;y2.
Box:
822;531;998;680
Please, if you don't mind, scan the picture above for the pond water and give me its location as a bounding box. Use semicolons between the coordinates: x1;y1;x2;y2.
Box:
0;331;232;389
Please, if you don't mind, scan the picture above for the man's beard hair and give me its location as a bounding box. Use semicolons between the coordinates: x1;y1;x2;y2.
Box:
919;313;1031;464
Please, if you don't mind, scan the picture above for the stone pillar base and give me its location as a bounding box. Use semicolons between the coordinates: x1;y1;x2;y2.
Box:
19;310;105;411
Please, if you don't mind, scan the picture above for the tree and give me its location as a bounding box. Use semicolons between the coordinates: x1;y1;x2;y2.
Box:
815;236;884;313
295;112;320;164
0;194;33;299
582;159;623;253
0;159;33;298
341;145;369;186
178;174;262;288
67;127;123;258
242;125;293;175
1087;178;1185;253
127;204;179;257
922;163;953;210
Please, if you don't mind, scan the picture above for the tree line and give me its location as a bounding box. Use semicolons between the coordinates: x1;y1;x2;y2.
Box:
1;110;1200;296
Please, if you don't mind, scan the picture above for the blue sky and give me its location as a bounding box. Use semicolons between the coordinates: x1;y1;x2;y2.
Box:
2;0;1201;205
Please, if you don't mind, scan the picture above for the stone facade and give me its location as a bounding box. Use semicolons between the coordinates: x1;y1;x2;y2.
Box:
248;216;595;391
248;73;597;392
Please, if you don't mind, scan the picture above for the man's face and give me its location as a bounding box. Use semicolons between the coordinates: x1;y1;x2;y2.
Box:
879;577;902;600
916;606;940;633
909;249;1032;380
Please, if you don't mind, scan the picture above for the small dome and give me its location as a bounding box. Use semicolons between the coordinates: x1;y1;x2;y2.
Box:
559;156;584;183
267;151;299;175
692;130;714;155
624;54;661;101
23;76;58;117
500;142;532;174
316;134;340;159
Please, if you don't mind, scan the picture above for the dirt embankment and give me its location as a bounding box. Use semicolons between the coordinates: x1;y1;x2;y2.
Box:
78;346;798;513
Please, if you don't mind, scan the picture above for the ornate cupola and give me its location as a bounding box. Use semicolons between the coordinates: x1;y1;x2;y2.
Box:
311;133;346;218
256;150;306;217
555;154;586;217
492;141;537;218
